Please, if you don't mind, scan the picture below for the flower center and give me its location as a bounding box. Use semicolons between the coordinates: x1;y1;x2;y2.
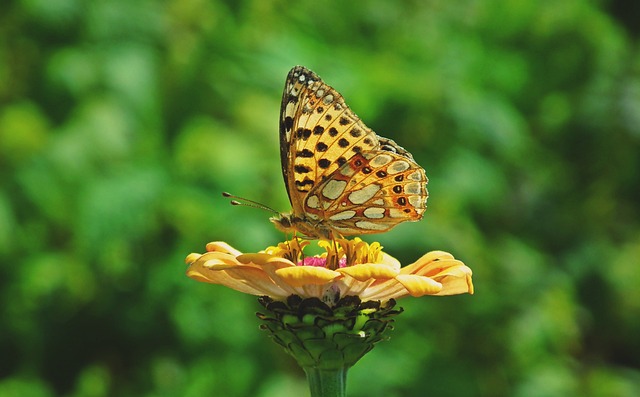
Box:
265;237;384;269
299;256;347;268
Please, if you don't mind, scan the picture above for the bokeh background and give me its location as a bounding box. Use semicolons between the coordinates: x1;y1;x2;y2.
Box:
1;0;639;396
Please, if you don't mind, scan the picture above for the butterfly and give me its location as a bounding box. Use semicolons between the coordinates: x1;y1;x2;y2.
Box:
271;66;428;240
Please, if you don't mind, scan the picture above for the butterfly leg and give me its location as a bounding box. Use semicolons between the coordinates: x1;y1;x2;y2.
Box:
294;234;305;265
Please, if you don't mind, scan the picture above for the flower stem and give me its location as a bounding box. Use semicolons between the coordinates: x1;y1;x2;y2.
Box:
304;367;348;397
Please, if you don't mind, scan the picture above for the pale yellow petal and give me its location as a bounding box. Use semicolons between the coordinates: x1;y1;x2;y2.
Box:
205;241;243;256
186;252;292;298
400;251;455;273
434;272;474;296
354;278;407;300
422;250;455;261
185;253;202;264
192;251;243;267
431;264;473;279
275;266;342;287
187;263;274;295
337;263;398;281
237;253;296;268
402;258;467;277
395;274;443;296
380;252;401;272
202;259;238;270
400;255;474;296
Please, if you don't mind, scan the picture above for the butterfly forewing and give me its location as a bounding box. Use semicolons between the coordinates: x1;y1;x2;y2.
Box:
277;66;428;238
280;67;379;211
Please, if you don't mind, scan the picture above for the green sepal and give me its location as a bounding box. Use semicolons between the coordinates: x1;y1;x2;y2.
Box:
256;295;403;370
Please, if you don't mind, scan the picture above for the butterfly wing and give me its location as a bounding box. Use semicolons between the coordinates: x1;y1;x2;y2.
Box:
279;66;380;216
278;66;428;237
303;150;428;235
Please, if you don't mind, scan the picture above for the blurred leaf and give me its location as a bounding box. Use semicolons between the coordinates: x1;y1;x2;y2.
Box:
2;1;640;396
0;377;53;397
0;101;49;166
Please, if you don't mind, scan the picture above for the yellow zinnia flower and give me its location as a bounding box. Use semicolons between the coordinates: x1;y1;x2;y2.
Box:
185;237;473;302
185;237;474;392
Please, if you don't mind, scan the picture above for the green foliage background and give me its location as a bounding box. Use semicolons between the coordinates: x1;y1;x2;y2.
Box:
1;0;639;396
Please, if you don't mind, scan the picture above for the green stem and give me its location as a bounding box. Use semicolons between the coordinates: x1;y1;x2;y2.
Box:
304;366;348;397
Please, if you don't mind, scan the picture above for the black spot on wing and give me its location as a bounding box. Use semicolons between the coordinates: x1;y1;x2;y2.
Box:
296;149;314;158
284;116;294;131
295;178;314;190
295;128;311;140
295;165;312;174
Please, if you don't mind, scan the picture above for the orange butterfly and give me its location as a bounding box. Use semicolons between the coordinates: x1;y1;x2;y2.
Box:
271;66;428;240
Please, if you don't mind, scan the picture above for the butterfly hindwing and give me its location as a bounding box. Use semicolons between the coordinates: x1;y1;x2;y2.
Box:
303;150;427;235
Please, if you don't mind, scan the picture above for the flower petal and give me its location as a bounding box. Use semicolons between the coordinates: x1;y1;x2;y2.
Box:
186;252;292;298
433;270;474;296
205;241;243;256
422;250;455;261
400;255;474;296
380;252;401;272
185;253;202;264
402;257;469;277
238;253;295;268
395;274;443;296
275;266;342;287
337;263;398;281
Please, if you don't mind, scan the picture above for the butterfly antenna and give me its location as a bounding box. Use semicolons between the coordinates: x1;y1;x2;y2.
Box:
222;192;280;215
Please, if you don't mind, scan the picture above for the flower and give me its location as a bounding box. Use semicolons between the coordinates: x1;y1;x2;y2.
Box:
185;237;473;302
185;238;474;394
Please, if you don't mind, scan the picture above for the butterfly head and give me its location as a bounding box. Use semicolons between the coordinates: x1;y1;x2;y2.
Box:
270;213;335;240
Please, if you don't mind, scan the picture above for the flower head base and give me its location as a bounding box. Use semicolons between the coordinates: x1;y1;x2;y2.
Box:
257;294;402;370
185;237;473;303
